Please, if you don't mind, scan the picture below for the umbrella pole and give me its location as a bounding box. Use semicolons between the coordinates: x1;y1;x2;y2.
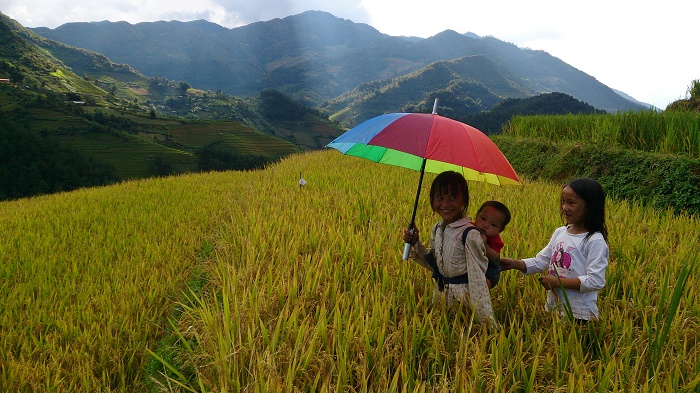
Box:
403;158;427;260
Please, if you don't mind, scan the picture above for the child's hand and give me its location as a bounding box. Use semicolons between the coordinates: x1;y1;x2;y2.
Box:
480;233;488;242
538;274;560;290
499;257;514;270
500;258;526;273
403;226;419;245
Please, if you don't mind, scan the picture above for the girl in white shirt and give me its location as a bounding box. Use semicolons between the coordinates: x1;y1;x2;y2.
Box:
500;178;609;322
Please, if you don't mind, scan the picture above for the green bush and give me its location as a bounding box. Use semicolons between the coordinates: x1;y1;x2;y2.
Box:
493;136;700;216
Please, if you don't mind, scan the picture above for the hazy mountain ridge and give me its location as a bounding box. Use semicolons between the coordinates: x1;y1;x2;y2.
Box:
30;10;645;113
0;12;323;200
1;10;341;143
324;55;527;125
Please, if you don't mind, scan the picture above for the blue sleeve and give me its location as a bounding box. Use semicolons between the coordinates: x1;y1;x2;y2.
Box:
485;259;501;288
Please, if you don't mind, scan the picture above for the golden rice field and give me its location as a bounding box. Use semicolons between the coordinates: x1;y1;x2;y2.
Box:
1;149;698;392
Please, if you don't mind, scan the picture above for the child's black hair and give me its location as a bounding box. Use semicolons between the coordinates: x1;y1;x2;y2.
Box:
476;201;512;231
429;171;469;213
565;178;608;242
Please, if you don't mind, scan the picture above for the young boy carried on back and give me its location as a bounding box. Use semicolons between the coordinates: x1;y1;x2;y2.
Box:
472;201;511;289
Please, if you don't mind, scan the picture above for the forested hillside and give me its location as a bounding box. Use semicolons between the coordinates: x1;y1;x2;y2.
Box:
0;13;340;201
29;10;644;114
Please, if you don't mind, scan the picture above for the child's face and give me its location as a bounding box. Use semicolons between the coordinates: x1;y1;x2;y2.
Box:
561;185;586;228
474;206;505;238
431;186;466;225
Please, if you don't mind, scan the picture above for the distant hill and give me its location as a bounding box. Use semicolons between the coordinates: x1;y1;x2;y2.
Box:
0;12;324;200
2;12;341;141
462;92;603;134
0;13;110;100
613;88;654;109
323;55;530;126
31;10;646;115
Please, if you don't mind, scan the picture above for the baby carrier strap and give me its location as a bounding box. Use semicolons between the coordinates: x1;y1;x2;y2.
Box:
425;226;479;291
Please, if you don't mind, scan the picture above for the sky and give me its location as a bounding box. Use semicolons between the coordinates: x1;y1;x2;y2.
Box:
3;0;698;109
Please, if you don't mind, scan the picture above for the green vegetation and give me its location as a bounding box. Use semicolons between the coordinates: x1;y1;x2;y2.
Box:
0;83;303;197
1;11;342;141
0;114;120;200
507;110;700;157
493;104;700;217
1;13;346;200
495;137;700;216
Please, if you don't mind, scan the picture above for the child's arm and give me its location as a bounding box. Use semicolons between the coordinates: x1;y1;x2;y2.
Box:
481;235;501;289
539;275;581;290
499;257;526;273
484;243;500;262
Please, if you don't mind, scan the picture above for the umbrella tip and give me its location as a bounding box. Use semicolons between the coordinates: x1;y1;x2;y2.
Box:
432;98;439;115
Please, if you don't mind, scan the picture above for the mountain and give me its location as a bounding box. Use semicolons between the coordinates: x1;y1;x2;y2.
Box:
31;10;645;114
0;12;110;99
322;55;530;125
613;88;654;109
0;12;314;200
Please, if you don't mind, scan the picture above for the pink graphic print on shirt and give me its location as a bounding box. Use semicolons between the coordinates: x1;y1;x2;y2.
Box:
549;241;573;276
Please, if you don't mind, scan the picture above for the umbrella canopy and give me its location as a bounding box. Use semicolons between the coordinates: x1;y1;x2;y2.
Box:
327;112;521;186
326;106;522;259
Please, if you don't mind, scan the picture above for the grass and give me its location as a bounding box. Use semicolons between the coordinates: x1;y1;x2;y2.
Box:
507;111;700;158
1;150;698;391
0;172;240;391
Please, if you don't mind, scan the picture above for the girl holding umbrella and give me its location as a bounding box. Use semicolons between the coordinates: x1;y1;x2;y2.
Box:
404;171;497;329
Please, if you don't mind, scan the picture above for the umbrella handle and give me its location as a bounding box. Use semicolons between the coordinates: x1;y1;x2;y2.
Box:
402;242;412;261
403;159;426;261
402;227;414;261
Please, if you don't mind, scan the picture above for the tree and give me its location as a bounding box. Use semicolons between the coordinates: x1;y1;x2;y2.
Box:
147;156;173;177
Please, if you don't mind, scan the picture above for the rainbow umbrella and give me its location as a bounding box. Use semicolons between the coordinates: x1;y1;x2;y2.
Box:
326;100;522;259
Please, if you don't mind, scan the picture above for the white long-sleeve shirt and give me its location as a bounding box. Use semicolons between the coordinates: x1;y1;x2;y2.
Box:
523;226;609;320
